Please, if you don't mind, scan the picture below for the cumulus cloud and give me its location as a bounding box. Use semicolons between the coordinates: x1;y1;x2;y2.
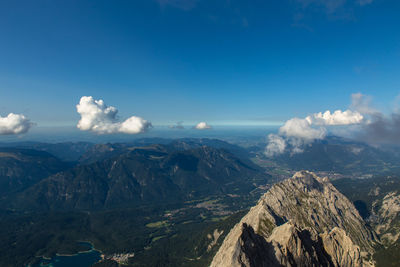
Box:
76;96;152;134
267;117;326;155
265;134;286;157
194;121;212;130
265;107;363;157
306;110;363;126
266;93;400;156
0;113;33;135
279;117;327;141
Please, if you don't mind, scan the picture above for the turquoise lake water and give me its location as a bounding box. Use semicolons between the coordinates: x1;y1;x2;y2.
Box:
33;242;102;267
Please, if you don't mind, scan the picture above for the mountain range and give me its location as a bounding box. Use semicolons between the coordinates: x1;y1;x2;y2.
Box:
254;137;400;175
14;144;268;211
0;147;70;196
1;138;400;266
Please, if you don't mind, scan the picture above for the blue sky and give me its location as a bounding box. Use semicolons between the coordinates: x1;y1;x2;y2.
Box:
0;0;399;128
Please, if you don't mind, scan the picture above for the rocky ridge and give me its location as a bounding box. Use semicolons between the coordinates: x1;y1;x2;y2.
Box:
211;171;377;267
14;145;269;211
371;191;400;246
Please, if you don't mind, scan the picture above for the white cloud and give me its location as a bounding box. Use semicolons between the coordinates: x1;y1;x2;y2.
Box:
314;93;400;145
265;117;326;157
119;116;152;134
265;134;286;157
0;113;33;135
194;121;211;130
265;107;364;157
76;96;152;134
279;117;326;141
305;110;363;125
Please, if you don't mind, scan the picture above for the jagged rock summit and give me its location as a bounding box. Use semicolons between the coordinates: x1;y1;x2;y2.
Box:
211;171;376;267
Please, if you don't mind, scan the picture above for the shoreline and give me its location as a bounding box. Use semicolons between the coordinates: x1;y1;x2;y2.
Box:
36;241;103;265
35;240;131;266
55;241;103;257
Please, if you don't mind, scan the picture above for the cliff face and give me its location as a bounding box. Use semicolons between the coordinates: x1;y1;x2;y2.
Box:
211;171;377;267
372;191;400;246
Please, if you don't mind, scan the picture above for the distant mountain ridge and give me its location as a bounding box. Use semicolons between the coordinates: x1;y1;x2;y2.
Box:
0;147;70;196
78;138;250;164
0;141;94;162
256;136;400;175
14;144;269;211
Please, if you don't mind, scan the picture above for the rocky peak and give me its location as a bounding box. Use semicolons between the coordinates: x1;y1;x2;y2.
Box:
292;170;325;191
210;171;376;267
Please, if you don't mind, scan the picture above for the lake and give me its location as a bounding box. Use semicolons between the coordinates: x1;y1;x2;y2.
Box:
32;242;102;267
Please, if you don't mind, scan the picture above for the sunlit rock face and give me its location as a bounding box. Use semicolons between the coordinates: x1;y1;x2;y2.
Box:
211;171;377;267
371;191;400;246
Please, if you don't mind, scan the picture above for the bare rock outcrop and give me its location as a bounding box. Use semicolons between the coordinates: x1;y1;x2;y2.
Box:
371;191;400;246
210;171;376;267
